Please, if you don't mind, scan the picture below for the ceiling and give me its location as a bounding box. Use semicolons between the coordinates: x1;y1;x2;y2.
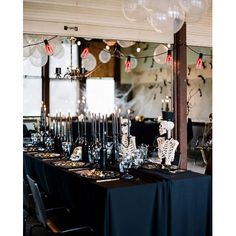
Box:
23;0;212;47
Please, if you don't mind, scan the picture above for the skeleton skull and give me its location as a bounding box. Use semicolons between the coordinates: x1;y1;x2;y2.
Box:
159;121;167;135
121;118;129;135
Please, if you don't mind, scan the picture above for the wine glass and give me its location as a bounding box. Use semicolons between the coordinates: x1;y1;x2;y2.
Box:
62;141;72;159
119;154;134;179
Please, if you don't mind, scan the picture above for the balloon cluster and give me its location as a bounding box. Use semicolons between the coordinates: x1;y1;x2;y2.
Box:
122;0;210;34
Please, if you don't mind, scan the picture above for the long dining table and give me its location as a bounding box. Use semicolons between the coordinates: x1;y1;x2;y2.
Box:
23;152;212;236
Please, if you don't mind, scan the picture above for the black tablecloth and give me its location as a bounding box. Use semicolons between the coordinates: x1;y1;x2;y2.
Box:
23;153;211;236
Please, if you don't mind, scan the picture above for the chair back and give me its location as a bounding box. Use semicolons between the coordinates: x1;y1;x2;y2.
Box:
26;175;47;227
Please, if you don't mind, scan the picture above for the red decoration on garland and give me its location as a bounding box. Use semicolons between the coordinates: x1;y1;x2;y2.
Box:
44;39;53;55
125;56;131;73
166;50;173;65
196;53;203;70
81;47;89;58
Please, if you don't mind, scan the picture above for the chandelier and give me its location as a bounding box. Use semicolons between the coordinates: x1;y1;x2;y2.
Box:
55;37;98;80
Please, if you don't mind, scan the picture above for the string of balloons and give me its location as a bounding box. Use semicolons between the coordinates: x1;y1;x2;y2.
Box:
23;35;211;71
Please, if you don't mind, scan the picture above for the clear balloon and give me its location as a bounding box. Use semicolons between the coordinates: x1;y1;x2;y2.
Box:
117;40;136;48
130;54;138;69
82;53;97;71
103;39;117;46
99;50;111;63
50;36;64;57
148;0;185;34
143;0;169;12
153;44;168;64
52;43;65;59
122;0;148;22
29;54;48;67
31;44;47;58
178;0;209;23
23;36;33;58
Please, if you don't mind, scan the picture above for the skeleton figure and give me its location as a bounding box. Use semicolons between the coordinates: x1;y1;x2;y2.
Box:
120;118;137;157
156;120;179;166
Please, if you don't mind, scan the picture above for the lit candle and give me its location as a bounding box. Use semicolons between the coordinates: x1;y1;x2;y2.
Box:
161;99;164;111
165;99;169;111
48;113;51;129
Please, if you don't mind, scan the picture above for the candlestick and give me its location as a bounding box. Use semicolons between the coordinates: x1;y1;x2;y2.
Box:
165;99;169;111
55;113;58;136
84;114;86;139
48;113;51;129
127;109;130;140
105;114;108;139
59;112;62;137
161;99;164;111
94;114;97;142
98;113;101;142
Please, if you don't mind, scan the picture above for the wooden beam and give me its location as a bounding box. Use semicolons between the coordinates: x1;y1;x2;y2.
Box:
42;58;50;114
173;23;188;169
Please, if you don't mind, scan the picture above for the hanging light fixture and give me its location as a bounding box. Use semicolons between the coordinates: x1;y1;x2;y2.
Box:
55;37;101;80
44;39;54;55
125;56;132;72
55;37;87;80
196;53;203;69
166;49;173;65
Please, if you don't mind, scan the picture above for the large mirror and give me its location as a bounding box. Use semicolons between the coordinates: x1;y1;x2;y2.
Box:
23;34;173;119
23;34;212;149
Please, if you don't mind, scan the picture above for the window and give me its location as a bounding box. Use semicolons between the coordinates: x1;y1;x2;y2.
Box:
86;78;115;115
23;58;42;116
49;43;80;116
50;80;80;116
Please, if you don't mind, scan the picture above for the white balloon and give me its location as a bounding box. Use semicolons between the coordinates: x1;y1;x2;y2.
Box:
117;40;136;48
130;54;138;69
148;0;185;34
153;44;168;64
82;53;97;71
178;0;209;23
122;0;148;22
143;0;169;12
29;54;48;67
99;50;111;63
52;43;65;59
23;36;33;58
31;44;47;58
50;37;64;57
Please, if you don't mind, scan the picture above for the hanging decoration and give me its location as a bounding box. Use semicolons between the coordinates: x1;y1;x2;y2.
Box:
153;44;168;64
196;53;203;69
166;49;173;65
99;50;112;63
125;56;132;72
44;39;54;55
121;0;210;34
23;34;212;76
81;47;89;58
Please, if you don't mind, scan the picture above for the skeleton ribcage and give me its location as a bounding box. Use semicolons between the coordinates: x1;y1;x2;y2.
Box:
120;135;136;156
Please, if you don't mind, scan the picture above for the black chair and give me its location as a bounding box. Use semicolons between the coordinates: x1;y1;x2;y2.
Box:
23;180;35;236
26;175;94;235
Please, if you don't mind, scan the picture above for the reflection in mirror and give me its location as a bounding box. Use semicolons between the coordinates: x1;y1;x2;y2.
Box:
186;46;212;122
23;34;173;120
